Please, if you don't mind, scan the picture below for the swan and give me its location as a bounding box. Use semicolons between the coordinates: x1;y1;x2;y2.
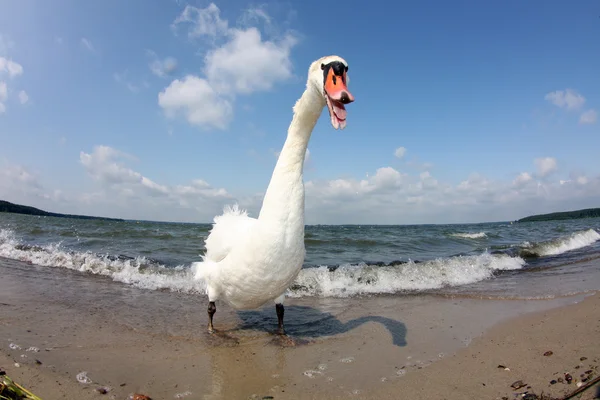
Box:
192;55;354;335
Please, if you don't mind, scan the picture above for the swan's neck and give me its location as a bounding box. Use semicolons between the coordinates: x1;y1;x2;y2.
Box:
258;85;324;225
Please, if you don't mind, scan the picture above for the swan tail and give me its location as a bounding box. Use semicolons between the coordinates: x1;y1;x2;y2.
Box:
213;203;248;224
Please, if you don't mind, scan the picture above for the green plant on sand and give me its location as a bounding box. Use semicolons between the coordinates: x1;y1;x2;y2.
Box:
0;373;42;400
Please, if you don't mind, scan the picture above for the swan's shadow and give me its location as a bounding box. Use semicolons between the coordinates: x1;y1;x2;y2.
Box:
236;305;407;347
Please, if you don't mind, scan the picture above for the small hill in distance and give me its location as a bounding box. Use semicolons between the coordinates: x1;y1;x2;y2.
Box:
0;200;124;222
518;207;600;223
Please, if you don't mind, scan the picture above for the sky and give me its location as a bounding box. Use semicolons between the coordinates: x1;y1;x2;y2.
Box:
0;0;599;225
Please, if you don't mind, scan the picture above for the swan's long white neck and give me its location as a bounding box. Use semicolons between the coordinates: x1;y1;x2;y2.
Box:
258;84;324;226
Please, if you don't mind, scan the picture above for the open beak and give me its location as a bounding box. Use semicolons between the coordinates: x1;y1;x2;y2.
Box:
324;68;354;130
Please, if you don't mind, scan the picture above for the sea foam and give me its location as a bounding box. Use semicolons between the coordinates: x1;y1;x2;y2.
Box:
520;229;600;257
450;232;487;239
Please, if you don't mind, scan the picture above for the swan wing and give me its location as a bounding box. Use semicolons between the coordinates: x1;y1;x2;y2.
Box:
204;204;257;263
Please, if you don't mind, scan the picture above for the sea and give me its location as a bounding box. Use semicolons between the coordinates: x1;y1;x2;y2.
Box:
1;212;599;301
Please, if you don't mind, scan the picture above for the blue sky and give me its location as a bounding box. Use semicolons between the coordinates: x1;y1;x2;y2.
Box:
0;0;599;224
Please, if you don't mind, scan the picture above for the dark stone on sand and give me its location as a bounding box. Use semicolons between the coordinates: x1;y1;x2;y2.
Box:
262;397;274;400
35;359;42;365
96;387;109;394
564;373;572;384
497;364;507;369
510;380;527;390
543;351;553;356
522;394;538;400
580;356;587;361
585;369;593;374
550;379;557;384
0;367;5;375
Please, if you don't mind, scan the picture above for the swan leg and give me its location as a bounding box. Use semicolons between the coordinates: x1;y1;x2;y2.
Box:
207;301;216;333
275;294;286;335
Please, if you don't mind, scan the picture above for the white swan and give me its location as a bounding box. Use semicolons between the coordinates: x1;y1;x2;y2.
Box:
192;55;354;334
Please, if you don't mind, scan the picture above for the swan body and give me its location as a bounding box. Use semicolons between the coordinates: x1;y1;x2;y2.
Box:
192;55;354;331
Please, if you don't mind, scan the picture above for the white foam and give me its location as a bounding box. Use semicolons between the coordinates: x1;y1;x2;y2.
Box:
532;229;600;256
0;228;205;294
450;232;487;239
289;253;525;298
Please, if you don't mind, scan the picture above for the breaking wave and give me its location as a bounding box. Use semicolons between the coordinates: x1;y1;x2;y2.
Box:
289;254;524;298
450;232;488;239
519;229;600;258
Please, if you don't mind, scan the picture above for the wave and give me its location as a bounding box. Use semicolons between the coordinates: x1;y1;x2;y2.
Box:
519;229;600;258
289;253;524;298
0;228;525;298
450;232;487;239
1;227;598;299
0;229;202;294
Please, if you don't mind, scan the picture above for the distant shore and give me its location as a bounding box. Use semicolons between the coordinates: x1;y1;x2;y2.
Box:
0;200;124;222
518;207;600;223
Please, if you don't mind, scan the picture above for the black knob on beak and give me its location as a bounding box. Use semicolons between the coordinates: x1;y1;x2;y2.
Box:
340;91;354;104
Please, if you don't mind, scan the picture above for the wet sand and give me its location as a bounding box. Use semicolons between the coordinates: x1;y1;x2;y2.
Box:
1;257;599;399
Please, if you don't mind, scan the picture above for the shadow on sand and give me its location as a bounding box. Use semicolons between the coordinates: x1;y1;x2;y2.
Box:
236;305;407;347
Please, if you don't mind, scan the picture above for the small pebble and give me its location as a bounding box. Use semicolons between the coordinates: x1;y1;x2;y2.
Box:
510;380;527;390
96;387;110;394
76;371;92;384
14;363;20;368
565;373;573;384
131;395;152;400
580;357;587;361
576;382;583;388
543;351;553;357
549;380;557;385
522;394;538;400
35;359;42;365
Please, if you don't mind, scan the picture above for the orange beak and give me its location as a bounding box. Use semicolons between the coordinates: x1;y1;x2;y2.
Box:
324;68;354;104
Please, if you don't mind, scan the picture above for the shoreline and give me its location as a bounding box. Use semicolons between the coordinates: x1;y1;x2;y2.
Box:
1;257;599;399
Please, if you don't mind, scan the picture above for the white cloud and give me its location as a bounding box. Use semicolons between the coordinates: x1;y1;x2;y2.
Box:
204;28;296;93
579;109;597;125
171;3;228;39
149;56;178;78
80;37;94;52
534;157;557;177
78;145;232;220
0;57;23;78
160;3;298;130
394;146;406;159
18;90;28;104
158;75;232;130
513;172;533;187
0;81;6;113
545;89;585;110
0;81;6;102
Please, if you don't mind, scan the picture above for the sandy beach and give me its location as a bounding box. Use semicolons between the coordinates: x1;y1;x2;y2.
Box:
1;257;599;400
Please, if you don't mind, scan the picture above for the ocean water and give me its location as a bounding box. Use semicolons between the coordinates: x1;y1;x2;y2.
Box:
1;212;599;301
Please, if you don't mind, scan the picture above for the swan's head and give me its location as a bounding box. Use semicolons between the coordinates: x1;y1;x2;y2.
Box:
309;55;354;130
